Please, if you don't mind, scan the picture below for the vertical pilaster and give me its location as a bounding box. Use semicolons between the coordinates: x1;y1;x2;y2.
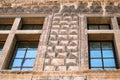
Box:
111;16;119;30
34;15;53;71
80;16;89;70
111;16;120;68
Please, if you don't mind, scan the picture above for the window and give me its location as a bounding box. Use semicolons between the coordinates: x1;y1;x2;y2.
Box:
88;24;110;30
89;41;117;70
0;24;11;30
0;42;4;54
21;24;43;30
9;42;38;70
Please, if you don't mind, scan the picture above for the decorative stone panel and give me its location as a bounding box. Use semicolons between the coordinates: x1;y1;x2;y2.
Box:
44;12;80;71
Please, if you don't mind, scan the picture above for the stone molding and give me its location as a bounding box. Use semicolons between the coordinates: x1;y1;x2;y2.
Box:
0;5;120;14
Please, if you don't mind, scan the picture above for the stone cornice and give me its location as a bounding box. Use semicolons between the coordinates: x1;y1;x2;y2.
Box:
0;1;120;6
0;70;120;75
0;1;120;14
0;5;120;14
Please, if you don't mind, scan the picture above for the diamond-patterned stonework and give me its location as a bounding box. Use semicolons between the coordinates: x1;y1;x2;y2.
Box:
44;12;80;71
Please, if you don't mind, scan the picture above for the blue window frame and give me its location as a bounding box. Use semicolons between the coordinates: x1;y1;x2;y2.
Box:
89;41;117;70
10;42;38;70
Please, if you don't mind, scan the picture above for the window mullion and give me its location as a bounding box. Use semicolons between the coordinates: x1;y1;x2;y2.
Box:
100;42;104;69
21;44;28;70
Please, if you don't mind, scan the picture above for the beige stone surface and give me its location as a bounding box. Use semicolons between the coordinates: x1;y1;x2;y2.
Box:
44;66;55;71
66;59;77;66
51;59;64;66
0;1;120;79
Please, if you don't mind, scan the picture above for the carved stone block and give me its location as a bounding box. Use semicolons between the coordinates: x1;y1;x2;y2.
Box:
68;66;79;71
69;52;79;58
105;6;115;12
55;46;65;53
49;41;58;46
46;52;55;58
51;59;64;66
69;35;78;40
44;66;55;71
67;46;78;52
56;66;66;71
90;6;102;12
44;59;51;65
50;35;57;40
47;46;53;52
66;59;77;66
57;52;68;58
59;41;68;46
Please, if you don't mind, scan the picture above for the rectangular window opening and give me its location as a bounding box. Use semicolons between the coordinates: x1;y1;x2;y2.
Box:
9;42;38;70
87;17;111;30
88;41;117;70
19;17;45;30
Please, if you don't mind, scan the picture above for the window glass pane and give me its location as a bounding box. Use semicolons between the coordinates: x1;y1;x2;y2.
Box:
4;25;11;30
22;68;33;70
33;24;43;30
102;50;114;58
88;25;98;30
10;42;38;70
104;59;115;67
29;43;38;48
0;42;4;54
12;59;22;67
0;26;4;30
91;59;102;67
18;43;27;48
0;25;11;30
11;68;21;70
23;59;35;66
90;42;100;50
15;48;26;58
0;48;2;53
26;49;37;58
99;25;110;30
90;50;101;58
22;24;43;30
22;25;33;30
102;42;112;49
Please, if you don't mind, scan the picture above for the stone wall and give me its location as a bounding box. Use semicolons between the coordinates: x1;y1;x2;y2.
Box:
0;0;119;80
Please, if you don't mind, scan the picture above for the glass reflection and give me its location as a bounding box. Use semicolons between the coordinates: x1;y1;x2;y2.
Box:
90;50;101;58
10;42;38;70
104;59;115;67
89;41;116;70
23;59;35;66
12;59;22;67
91;59;102;67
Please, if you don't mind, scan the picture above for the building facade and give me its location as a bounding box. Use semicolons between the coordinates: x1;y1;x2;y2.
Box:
0;0;120;80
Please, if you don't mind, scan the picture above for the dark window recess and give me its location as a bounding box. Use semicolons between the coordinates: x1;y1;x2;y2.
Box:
89;41;117;70
119;24;120;29
21;24;43;30
9;42;38;70
0;42;4;54
0;24;11;30
88;24;111;30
